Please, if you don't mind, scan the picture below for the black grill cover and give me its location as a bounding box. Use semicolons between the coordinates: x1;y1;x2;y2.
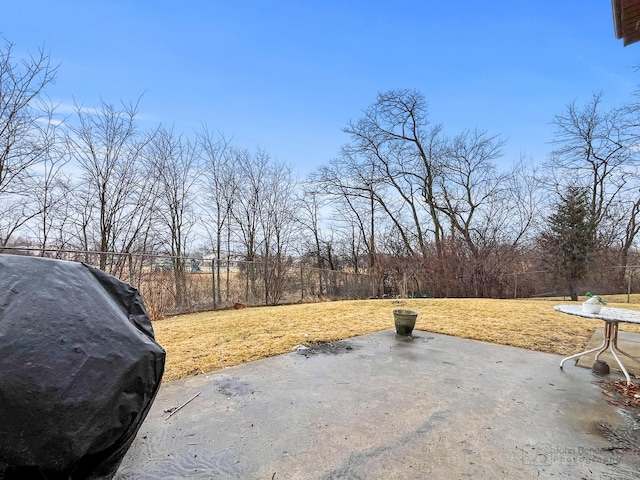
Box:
0;255;165;479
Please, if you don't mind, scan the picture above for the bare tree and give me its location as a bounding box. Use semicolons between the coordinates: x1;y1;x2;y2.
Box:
232;148;269;263
198;128;236;304
0;40;58;247
297;184;331;270
343;89;448;257
550;94;635;237
259;160;298;304
224;148;268;301
317;89;538;297
314;154;383;268
298;183;371;296
436;130;506;246
549;92;640;270
66;98;154;273
229;148;298;304
27;118;72;254
145;125;199;307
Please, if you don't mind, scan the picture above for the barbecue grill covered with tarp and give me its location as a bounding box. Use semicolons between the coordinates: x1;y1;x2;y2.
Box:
0;254;165;479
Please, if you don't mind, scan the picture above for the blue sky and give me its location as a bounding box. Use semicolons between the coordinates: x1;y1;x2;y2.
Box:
4;1;638;175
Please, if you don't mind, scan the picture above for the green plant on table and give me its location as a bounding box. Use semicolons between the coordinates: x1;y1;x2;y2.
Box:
585;292;607;305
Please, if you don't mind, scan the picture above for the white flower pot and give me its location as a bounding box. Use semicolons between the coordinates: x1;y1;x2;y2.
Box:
581;302;602;314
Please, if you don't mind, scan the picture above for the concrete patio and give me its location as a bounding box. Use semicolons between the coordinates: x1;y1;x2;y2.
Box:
115;329;640;479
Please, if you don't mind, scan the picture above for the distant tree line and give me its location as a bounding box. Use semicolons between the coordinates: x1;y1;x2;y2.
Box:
2;40;640;299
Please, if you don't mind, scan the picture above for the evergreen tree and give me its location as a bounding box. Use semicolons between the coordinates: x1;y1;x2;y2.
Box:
539;186;595;301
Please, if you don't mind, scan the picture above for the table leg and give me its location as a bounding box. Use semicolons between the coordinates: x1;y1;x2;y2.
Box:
594;321;613;361
612;325;640;364
560;322;610;369
609;322;632;385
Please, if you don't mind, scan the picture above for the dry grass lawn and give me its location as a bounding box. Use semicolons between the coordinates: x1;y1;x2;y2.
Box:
153;295;640;382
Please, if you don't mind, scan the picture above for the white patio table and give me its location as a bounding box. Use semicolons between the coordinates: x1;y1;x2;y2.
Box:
555;304;640;385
